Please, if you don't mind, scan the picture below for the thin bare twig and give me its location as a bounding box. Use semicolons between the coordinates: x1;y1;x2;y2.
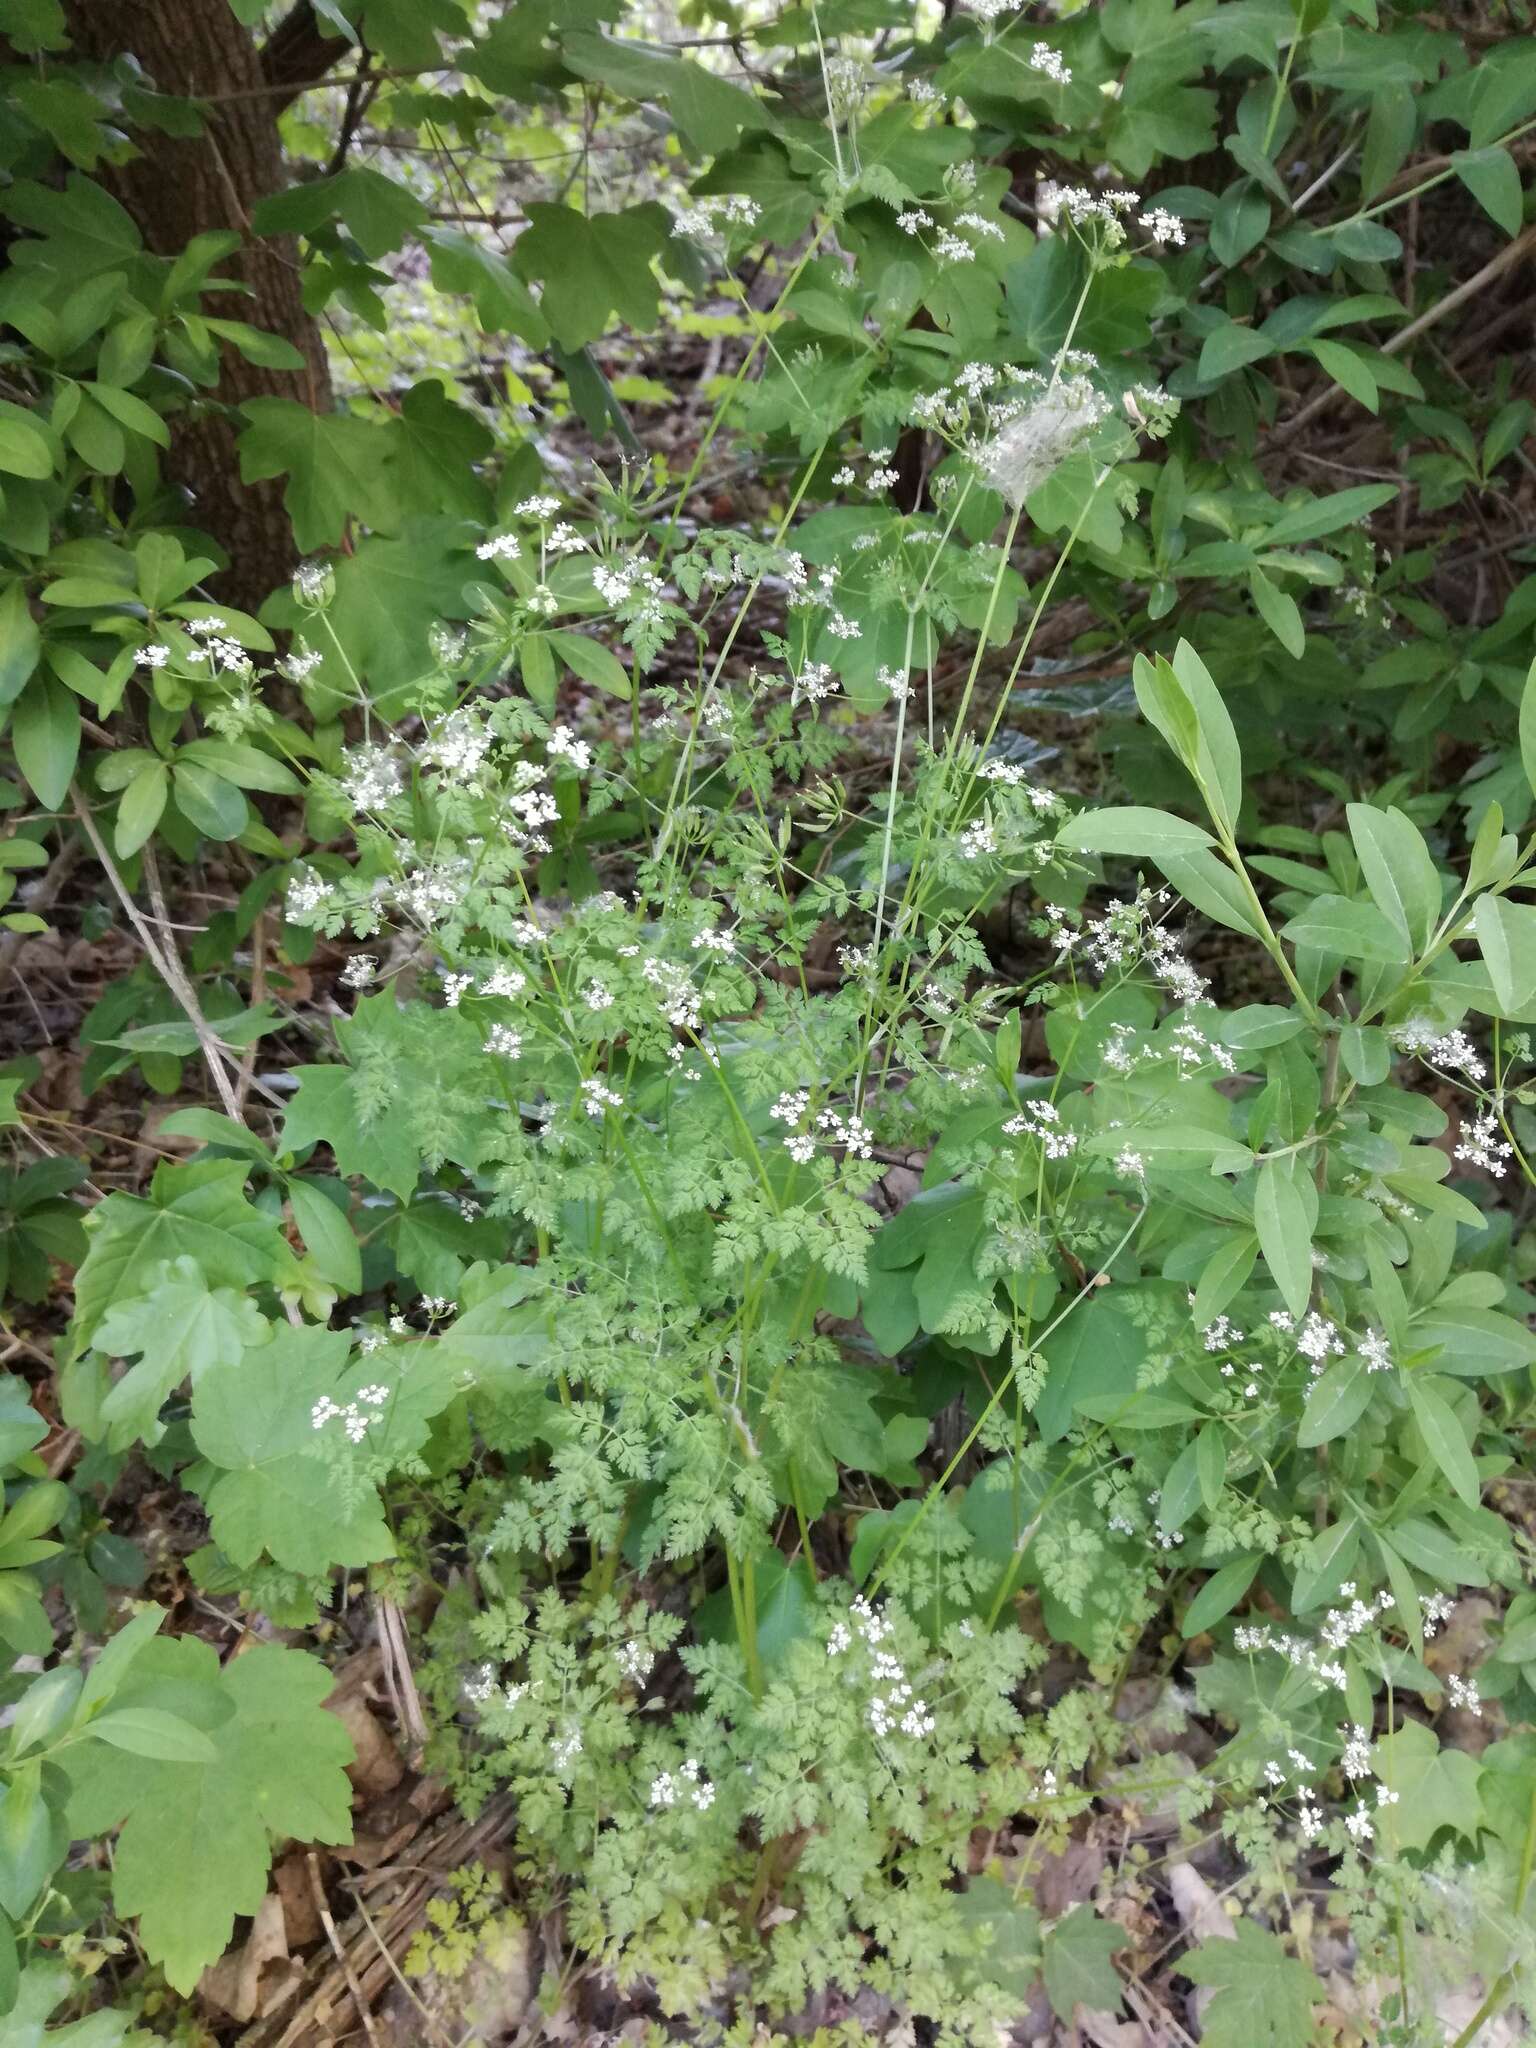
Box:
1268;223;1536;450
69;790;245;1123
306;1853;379;2047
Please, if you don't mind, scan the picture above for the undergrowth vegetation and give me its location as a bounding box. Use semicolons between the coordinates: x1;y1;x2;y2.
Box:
0;0;1535;2041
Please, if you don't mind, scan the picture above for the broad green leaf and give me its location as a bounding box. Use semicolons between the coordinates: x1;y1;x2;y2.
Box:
1371;1718;1483;1852
71;1159;301;1348
1262;483;1398;546
1519;654;1536;801
561;31;773;154
1410;1305;1536;1377
1153;846;1265;939
1057;806;1213;856
62;1636;353;1993
1181;1919;1324;2048
1036;1297;1145;1445
1308;337;1377;412
1452;146;1523;237
190;1324;458;1573
1338;1022;1390;1085
1170;638;1243;831
287;1178;362;1294
514;202;673;351
237;398;399;552
1473;893;1536;1012
1253;1157;1312;1318
1297;1356;1373;1447
548;627;632;699
420;226;550;345
1197;322;1271;381
951;1876;1040;1999
10;675;79;810
1407;1376;1480;1508
1290;1516;1359;1613
253;165;427;259
1280;893;1409;965
390;380;493;521
94;1256;269;1447
1346;803;1440;952
85;1708;217;1763
1192;1233;1258;1326
0;582;41;706
1248;566;1304;657
0;414;55;481
1182;1554;1260;1637
112;760;168;857
1042;1905;1127;2020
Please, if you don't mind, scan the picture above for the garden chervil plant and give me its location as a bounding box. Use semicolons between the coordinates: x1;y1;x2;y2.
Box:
0;0;1534;2041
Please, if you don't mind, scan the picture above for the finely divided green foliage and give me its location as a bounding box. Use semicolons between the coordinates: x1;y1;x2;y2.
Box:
1;0;1536;2037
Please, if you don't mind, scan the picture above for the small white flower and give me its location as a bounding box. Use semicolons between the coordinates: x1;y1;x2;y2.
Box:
476;533;522;562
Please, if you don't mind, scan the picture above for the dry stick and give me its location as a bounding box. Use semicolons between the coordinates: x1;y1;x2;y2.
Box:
1268;221;1536;450
305;1852;380;2048
375;1595;428;1753
235;909;268;1116
69;789;245;1123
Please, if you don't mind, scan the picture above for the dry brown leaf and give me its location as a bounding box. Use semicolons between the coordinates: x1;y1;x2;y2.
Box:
197;1892;293;2022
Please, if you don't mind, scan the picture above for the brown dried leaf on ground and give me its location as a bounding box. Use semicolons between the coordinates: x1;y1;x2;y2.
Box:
197;1892;296;2023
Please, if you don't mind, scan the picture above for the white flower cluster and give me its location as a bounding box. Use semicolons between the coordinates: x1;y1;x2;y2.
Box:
828;1598;936;1740
421;707;493;787
1049;889;1210;1007
581;1077;624;1118
1235;1583;1397;1693
1040;182;1186;248
178;614;253;674
340;744;404;811
674;192;762;240
311;1382;389;1443
1392;1021;1485;1080
1003;1099;1077;1159
649;1756;717;1810
614;1639;654;1685
1030;41;1071;83
1357;1327;1393;1373
817;1107;875;1159
1455;1106;1513;1178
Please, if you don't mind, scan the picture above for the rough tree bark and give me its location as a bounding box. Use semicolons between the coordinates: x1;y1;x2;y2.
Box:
61;0;340;608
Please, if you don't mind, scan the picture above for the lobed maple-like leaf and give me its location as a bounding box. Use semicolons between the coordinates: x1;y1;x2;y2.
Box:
63;1636;353;1994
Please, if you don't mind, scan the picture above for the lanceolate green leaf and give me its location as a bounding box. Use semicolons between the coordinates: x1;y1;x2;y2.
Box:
1253;1157;1312;1319
1346;802;1440;952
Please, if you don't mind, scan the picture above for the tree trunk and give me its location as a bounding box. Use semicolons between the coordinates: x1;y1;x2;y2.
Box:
62;0;336;609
